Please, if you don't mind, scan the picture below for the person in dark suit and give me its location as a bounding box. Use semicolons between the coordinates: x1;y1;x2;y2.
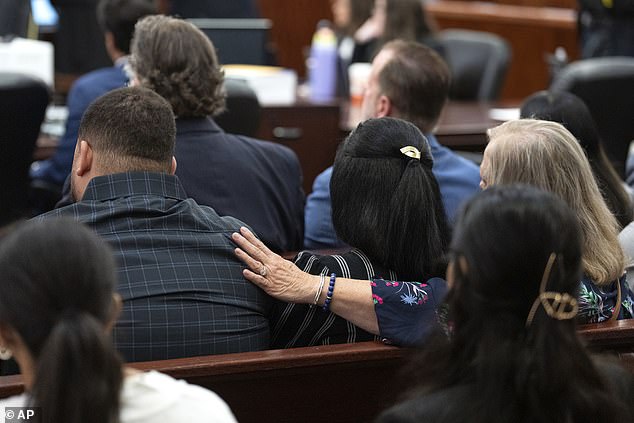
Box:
129;15;305;253
30;0;155;207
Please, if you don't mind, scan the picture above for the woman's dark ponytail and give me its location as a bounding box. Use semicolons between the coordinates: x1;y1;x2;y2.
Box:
0;220;124;423
31;312;123;423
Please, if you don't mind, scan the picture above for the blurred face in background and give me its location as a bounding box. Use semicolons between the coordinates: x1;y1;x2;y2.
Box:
331;0;351;29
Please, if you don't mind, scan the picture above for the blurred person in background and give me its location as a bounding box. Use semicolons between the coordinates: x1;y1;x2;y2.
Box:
352;0;443;63
30;0;155;211
578;0;634;58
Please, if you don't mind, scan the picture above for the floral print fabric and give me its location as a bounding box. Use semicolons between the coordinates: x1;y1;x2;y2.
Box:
578;274;634;324
371;277;448;346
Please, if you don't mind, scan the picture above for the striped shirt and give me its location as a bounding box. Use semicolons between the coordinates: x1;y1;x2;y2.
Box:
270;249;394;348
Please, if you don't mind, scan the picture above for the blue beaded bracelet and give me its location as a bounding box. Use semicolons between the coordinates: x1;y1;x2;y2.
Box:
322;273;337;312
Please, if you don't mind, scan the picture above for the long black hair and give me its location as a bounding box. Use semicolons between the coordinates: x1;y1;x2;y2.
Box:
520;90;633;229
400;185;629;422
331;117;450;279
0;219;123;423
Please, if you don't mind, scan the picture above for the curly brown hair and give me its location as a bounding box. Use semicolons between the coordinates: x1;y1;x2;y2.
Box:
130;15;226;118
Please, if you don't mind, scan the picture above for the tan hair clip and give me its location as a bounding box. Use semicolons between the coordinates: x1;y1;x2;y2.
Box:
400;146;421;160
525;253;578;327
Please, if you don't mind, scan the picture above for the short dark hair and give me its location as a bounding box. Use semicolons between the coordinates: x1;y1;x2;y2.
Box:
0;219;122;423
378;40;450;133
97;0;155;54
78;86;176;173
130;15;226;118
331;117;450;279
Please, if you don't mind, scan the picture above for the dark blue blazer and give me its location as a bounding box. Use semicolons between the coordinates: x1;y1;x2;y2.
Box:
174;117;304;252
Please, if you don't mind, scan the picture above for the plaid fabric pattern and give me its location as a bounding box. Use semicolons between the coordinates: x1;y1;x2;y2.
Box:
37;172;271;362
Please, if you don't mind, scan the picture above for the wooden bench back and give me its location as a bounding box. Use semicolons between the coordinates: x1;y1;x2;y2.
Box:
0;341;406;423
1;321;633;422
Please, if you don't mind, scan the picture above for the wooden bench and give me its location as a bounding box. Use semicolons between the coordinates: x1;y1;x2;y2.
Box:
1;322;633;422
578;320;634;373
0;341;406;423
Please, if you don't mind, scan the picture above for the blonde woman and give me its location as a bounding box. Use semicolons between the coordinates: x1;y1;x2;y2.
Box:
480;119;634;323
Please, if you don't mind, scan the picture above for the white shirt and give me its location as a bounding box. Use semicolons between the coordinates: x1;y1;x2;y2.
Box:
0;370;237;423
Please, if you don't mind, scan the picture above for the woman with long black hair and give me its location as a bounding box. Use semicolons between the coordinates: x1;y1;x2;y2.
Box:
377;185;634;422
0;219;236;423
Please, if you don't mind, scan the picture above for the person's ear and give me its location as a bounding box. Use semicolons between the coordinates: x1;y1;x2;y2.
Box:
0;324;18;352
75;140;94;176
105;293;123;334
170;157;177;175
376;94;392;117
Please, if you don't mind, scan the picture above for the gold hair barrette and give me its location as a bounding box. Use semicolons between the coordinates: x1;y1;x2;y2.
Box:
400;146;421;160
525;253;578;327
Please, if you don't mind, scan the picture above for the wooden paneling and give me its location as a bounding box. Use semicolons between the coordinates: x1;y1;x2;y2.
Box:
0;341;406;423
257;100;344;193
257;0;333;78
456;0;576;8
427;1;580;100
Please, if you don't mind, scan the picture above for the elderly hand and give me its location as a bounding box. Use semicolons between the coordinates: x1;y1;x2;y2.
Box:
232;227;317;304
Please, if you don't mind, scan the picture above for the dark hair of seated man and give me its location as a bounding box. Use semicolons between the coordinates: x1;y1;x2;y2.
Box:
71;86;176;200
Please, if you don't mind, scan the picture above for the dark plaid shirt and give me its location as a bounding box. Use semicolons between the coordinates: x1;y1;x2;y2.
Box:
37;172;272;362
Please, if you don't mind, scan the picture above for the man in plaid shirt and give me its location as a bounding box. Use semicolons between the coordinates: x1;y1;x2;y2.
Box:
37;86;272;362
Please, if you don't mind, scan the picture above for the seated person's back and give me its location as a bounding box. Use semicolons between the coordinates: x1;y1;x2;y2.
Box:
129;15;304;253
37;87;271;362
273;117;449;348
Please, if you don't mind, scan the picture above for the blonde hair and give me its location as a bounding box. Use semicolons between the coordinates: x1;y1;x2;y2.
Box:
486;119;624;285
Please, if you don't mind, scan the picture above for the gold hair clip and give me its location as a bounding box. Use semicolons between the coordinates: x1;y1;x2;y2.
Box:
400;146;421;160
525;253;578;327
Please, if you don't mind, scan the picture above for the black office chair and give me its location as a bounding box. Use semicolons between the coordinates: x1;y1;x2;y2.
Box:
438;29;511;101
215;78;261;137
550;57;634;177
0;73;49;226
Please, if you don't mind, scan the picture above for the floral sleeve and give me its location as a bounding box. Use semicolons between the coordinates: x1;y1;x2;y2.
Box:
371;277;448;347
577;274;634;324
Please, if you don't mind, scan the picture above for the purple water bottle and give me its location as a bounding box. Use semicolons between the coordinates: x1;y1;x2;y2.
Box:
308;20;337;102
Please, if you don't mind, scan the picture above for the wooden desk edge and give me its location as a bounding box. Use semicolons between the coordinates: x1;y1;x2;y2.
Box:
427;1;577;29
